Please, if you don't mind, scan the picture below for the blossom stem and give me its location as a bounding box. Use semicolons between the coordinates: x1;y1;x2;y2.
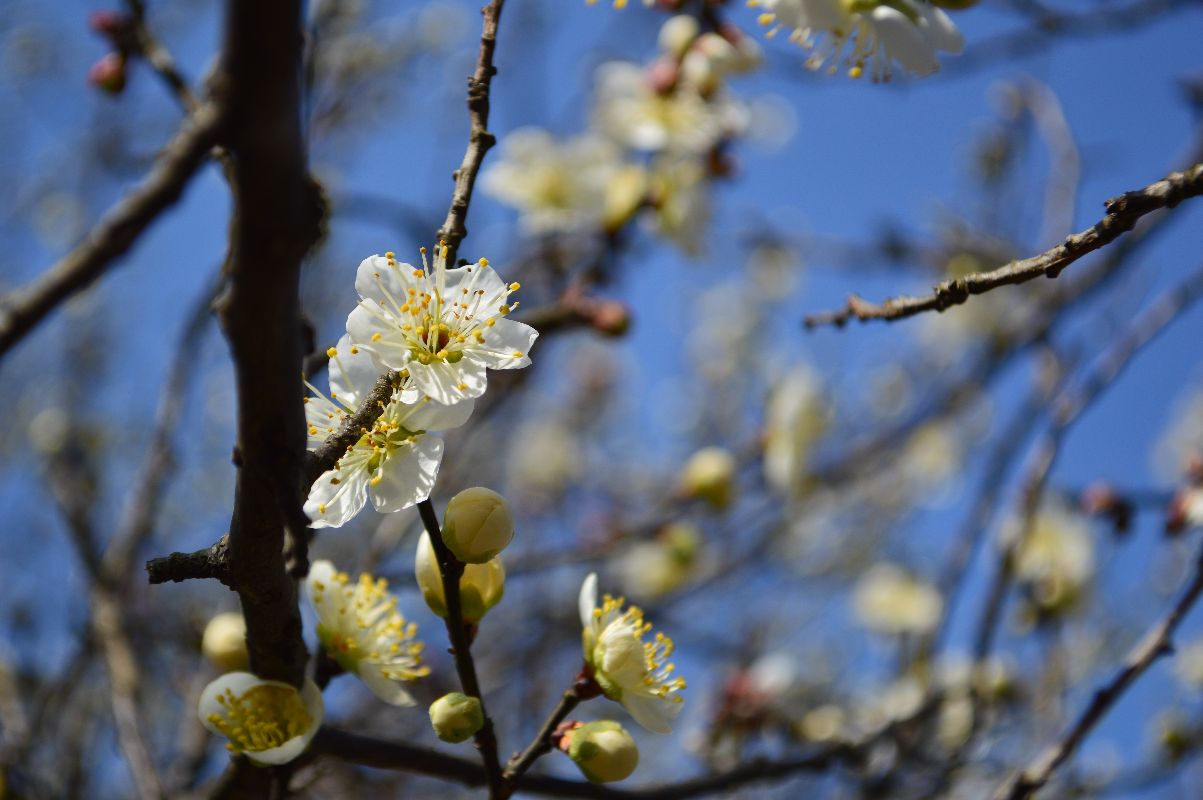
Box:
501;685;584;795
417;498;504;797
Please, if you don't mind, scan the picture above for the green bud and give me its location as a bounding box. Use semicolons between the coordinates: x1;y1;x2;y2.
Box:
564;721;639;783
442;487;514;563
415;531;505;623
429;693;484;744
679;447;737;510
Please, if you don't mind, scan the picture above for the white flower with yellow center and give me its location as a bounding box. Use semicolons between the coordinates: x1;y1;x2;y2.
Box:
579;572;686;734
306;560;429;706
482;128;627;235
753;0;963;80
346;247;537;406
592;62;747;154
198;672;323;765
304;335;474;528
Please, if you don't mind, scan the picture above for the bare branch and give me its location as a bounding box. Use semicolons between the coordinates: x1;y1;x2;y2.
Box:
803;163;1203;328
973;258;1203;669
0;103;225;359
993;541;1203;799
435;0;505;264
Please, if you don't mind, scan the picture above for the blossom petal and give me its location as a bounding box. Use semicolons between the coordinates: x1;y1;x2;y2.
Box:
305;560;340;618
357;661;418;706
621;690;680;734
354;254;422;309
370;436;443;513
346;301;413;372
579;573;599;629
328;334;383;407
467;319;538;370
871;7;939;76
305;451;371;529
403;396;476;432
916;3;964;54
407;358;488;405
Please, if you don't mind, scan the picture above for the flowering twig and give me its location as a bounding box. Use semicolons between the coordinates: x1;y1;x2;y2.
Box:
993;540;1203;799
417;498;505;797
0;102;224;360
803;163;1203;329
435;0;505;265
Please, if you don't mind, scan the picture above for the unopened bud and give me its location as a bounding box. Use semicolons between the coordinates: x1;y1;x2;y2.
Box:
201;612;248;671
588;299;631;337
429;692;484;743
442;487;514;563
560;720;639;783
88;52;127;95
657;15;699;59
680;446;737;510
415;531;505;623
646;58;679;95
88;10;132;40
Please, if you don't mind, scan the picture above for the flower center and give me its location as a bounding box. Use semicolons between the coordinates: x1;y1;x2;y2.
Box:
206;684;311;753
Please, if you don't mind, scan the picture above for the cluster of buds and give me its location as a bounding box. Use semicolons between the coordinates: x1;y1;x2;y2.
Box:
87;10;137;95
414;487;514;625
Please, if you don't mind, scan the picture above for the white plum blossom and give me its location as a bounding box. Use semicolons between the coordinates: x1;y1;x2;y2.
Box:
753;0;964;80
198;672;323;765
304;335;474;528
579;572;686;733
592;61;747;154
482;128;627;234
764;366;828;496
852;563;943;635
306;560;429;705
347;247;538;405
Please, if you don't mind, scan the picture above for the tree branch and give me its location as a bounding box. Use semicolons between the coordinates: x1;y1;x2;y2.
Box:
435;0;505;265
803;163;1203;328
0;103;225;360
993;541;1203;799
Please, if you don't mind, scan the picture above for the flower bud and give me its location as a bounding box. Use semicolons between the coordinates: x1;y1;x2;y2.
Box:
415;531;505;623
657;15;699;59
88;52;127;95
603;165;647;233
201;612;248;672
442;487;513;563
429;692;484;743
680;446;737;510
561;721;639;783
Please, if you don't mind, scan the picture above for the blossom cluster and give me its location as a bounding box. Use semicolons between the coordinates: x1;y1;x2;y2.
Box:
483;14;758;251
592;0;969;81
192;242;687;780
305;246;537;527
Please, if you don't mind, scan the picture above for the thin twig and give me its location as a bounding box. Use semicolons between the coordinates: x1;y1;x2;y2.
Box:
973;259;1203;664
417;498;505;797
435;0;505;265
803;163;1203;328
501;687;582;792
993;541;1203;799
